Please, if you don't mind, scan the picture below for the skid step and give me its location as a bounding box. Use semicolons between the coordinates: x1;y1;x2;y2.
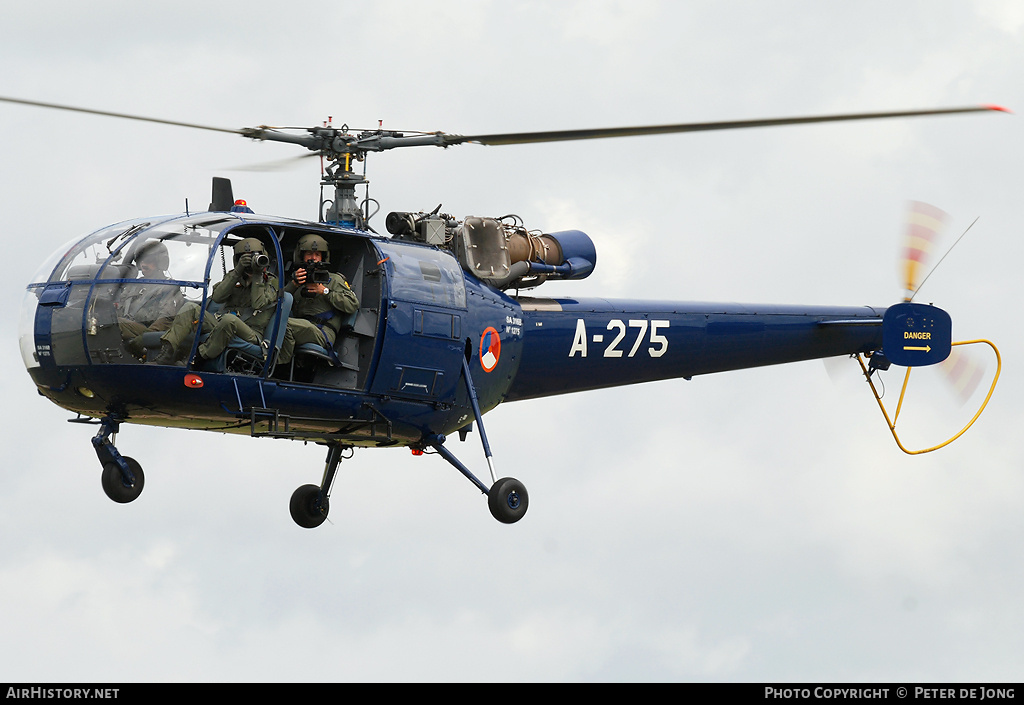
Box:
244;404;394;444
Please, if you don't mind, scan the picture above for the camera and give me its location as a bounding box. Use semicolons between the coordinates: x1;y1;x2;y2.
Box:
311;266;331;285
293;260;330;284
249;253;270;271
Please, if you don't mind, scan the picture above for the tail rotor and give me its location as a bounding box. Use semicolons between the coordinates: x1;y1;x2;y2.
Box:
897;200;989;404
855;201;1001;454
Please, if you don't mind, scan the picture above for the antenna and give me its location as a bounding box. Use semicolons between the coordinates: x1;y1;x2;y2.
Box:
910;217;979;302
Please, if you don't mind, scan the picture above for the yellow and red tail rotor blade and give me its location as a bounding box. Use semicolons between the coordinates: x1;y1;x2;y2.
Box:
940;346;987;404
902;201;949;301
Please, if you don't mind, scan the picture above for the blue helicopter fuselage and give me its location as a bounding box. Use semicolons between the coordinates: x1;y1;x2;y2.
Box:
21;212;885;447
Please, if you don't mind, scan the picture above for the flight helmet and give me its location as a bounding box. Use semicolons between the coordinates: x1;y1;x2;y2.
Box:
232;237;267;265
134;241;170;271
294;233;330;264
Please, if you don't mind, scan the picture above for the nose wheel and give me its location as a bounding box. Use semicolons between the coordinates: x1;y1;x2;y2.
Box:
101;457;145;504
90;415;145;504
289;443;348;529
290;484;329;528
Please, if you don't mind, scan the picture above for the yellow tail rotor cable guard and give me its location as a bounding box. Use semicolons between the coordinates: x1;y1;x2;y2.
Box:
856;340;1001;455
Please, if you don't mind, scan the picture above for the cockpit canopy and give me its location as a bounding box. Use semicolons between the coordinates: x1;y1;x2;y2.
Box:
20;213;381;372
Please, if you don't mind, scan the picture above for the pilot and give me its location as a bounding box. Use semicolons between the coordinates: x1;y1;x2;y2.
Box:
117;241;185;357
151;237;279;365
278;233;359;366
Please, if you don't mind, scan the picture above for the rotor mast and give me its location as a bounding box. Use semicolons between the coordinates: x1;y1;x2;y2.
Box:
245;122;451;228
320;125;369;229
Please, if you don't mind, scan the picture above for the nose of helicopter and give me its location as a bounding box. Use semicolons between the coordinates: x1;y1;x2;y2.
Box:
19;288;41;372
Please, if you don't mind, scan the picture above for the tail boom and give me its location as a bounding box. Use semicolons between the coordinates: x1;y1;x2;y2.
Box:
505;297;885;401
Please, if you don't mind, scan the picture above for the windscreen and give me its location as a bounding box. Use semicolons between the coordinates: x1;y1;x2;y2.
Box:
23;216;245;368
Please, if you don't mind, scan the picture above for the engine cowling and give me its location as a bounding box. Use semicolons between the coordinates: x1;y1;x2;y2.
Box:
385;210;596;290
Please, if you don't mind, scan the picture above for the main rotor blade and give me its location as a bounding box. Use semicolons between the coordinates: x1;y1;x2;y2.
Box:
224;152;320;172
0;95;246;135
446;105;1009;146
1;95;1007;155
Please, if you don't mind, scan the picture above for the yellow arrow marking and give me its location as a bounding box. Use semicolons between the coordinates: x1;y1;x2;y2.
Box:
904;345;932;352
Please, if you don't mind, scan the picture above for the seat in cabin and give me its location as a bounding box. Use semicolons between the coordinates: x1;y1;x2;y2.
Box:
290;309;357;367
285;308;378;388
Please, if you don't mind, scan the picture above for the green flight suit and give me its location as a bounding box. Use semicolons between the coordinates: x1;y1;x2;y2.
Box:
161;268;280;361
279;271;359;365
116;280;185;342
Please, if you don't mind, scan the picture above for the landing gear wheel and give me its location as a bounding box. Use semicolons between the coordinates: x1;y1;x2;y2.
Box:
100;457;145;504
290;484;329;529
488;477;529;524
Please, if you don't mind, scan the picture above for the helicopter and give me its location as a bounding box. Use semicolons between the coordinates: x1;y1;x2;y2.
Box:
7;95;1006;529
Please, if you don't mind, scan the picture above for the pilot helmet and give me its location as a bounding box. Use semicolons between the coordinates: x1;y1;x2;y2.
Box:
294;233;330;264
232;237;267;264
134;241;170;272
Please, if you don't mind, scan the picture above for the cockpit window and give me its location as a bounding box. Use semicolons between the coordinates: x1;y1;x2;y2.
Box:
108;223;226;294
31;218;152;286
39;216;236;289
24;215;269;368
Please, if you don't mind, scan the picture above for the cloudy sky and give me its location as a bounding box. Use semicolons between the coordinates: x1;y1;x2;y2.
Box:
1;0;1023;682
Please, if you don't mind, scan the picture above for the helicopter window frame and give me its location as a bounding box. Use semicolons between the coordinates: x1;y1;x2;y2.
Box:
176;223;287;375
204;224;286;290
82;219;243;367
35;215;237;289
26;215;289;368
80;219;241;320
104;225;220;289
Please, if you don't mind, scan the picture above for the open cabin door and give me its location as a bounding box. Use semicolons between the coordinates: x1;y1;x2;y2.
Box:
272;226;383;391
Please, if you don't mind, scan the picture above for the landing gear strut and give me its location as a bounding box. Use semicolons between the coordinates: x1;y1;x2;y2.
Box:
422;356;530;525
289;443;348;528
91;415;145;504
427;437;530;524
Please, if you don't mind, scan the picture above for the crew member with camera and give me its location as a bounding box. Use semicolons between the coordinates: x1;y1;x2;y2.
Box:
278;233;359;366
151;237;280;366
